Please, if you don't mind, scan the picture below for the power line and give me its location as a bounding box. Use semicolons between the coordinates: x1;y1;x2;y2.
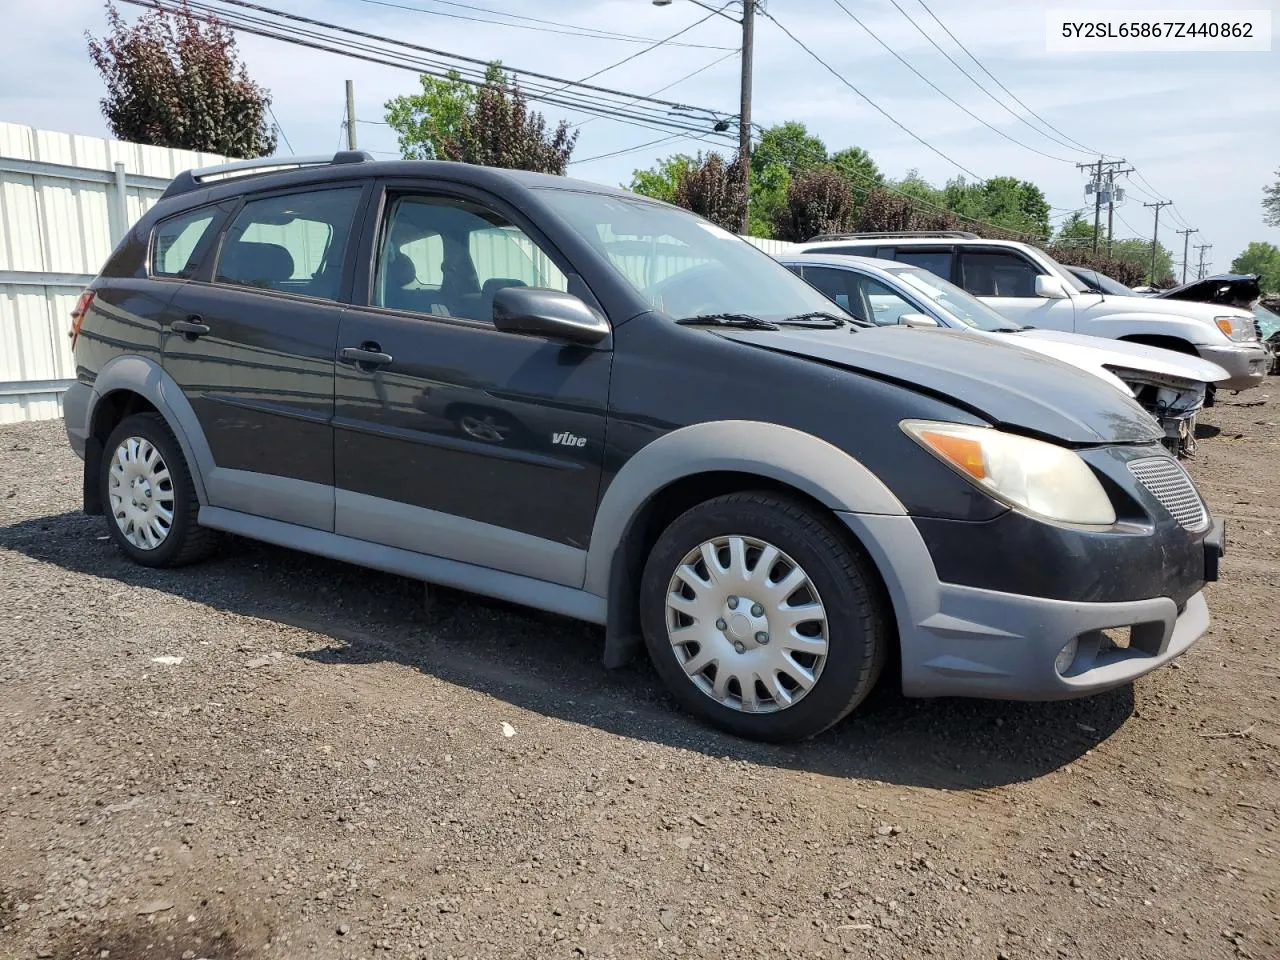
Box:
759;8;984;181
828;0;1077;165
569;132;695;165
121;0;737;143
342;0;736;50
547;2;732;98
572;49;739;131
903;0;1104;157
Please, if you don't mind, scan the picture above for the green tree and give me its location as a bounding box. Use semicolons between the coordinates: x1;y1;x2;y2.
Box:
1110;238;1175;285
1232;241;1280;293
385;63;575;173
942;176;1051;239
751;121;828;179
385;65;501;160
1054;210;1095;248
829;146;883;194
1263;169;1280;228
86;1;276;158
892;169;945;207
628;153;699;203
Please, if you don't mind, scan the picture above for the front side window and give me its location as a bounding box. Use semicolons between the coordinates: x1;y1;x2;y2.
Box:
802;266;919;325
535;188;845;322
373;194;568;322
215;187;364;302
961;250;1041;298
152;209;216;278
891;267;1016;331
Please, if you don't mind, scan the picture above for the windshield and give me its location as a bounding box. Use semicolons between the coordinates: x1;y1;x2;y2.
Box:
889;266;1019;332
1080;267;1135;297
1254;302;1280;340
533;188;849;322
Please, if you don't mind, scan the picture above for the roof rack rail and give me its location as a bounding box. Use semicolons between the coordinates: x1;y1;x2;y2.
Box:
806;230;980;242
161;150;375;199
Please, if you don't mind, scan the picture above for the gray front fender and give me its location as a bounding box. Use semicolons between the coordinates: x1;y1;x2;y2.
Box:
585;420;906;666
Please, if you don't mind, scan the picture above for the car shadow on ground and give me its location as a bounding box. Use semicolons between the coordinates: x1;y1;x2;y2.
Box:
2;511;1135;792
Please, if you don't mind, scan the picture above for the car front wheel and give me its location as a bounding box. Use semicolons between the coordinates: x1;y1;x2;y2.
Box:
639;492;888;742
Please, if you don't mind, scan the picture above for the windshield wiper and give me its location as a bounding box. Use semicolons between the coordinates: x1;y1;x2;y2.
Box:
676;313;780;330
776;311;849;329
993;326;1025;333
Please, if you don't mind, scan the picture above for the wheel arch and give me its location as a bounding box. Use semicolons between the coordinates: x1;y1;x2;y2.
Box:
585;421;906;668
83;355;214;511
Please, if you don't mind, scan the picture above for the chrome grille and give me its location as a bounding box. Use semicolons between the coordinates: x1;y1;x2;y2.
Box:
1128;457;1209;531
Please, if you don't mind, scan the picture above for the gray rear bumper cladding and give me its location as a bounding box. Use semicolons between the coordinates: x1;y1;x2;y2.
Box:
63;381;92;460
838;511;1209;700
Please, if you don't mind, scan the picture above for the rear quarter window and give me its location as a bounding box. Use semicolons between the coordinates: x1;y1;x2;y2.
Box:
152;209;217;278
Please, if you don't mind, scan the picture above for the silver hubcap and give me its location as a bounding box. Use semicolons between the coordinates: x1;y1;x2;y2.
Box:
664;535;828;714
107;437;175;550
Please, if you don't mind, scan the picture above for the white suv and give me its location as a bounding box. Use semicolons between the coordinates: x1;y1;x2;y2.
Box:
798;233;1269;393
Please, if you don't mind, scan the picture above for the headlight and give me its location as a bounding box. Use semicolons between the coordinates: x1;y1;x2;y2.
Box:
1214;314;1256;342
901;420;1117;526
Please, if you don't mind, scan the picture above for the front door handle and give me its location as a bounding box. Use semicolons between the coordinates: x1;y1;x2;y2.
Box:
339;345;394;368
171;316;210;341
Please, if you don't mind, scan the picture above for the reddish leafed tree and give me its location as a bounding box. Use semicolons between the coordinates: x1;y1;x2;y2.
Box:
439;73;577;174
773;167;859;242
671;152;747;232
87;1;276;158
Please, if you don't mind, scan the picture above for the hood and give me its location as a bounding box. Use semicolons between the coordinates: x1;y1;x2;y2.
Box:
1011;329;1229;384
1154;274;1260;307
1077;293;1253;323
714;326;1164;445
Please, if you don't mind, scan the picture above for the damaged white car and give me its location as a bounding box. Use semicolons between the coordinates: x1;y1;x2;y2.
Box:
779;253;1228;457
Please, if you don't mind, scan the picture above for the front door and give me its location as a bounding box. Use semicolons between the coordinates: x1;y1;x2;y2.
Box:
161;183;368;530
959;247;1076;332
332;185;611;586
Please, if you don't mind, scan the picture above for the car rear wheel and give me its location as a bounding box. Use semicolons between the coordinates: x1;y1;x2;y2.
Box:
640;492;888;742
101;413;214;567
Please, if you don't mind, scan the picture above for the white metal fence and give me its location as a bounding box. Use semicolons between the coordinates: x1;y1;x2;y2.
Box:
0;123;229;424
0;122;797;425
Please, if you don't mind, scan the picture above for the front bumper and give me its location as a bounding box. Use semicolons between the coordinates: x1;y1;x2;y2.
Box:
839;512;1222;700
1197;341;1270;391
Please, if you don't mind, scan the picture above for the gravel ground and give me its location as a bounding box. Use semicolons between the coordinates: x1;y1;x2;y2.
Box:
1;389;1277;960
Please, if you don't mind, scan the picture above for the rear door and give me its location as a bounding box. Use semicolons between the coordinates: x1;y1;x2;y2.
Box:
331;180;612;584
161;182;370;530
958;247;1076;332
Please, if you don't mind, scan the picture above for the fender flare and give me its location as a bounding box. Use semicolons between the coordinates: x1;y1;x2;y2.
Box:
86;355;214;505
583;420;907;666
1082;313;1217;347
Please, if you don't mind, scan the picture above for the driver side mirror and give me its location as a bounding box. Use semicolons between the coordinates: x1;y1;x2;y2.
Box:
900;312;939;328
492;287;610;345
1035;275;1070;299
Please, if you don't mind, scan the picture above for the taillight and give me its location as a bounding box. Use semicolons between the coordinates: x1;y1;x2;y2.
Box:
69;290;96;349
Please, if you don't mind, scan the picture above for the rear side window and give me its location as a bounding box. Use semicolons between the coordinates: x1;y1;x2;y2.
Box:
215;187;364;302
893;249;954;279
152;209;216;278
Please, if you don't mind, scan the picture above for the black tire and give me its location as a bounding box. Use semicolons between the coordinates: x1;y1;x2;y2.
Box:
639;492;889;743
100;412;215;568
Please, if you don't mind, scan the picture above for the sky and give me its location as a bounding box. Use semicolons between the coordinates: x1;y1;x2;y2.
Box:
2;0;1277;275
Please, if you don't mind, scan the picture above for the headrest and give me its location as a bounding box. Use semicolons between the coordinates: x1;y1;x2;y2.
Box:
220;240;294;287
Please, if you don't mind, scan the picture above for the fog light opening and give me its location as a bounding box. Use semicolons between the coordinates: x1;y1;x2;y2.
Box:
1055;638;1080;676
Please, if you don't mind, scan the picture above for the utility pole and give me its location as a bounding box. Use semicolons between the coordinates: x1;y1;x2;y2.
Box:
1077;158;1130;255
1176;227;1200;284
738;0;755;235
1105;164;1133;257
1195;243;1213;280
1143;199;1172;284
345;79;358;151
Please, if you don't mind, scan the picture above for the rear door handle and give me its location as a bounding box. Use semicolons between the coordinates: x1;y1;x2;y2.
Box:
171;317;210;341
339;346;394;367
